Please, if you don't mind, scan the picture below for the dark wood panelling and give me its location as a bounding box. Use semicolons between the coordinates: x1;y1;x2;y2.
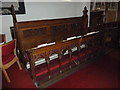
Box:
14;8;88;52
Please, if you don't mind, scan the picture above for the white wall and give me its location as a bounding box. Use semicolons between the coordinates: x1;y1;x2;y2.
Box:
2;2;90;42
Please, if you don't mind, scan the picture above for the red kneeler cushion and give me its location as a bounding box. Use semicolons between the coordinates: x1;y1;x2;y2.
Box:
78;50;86;59
35;63;48;77
50;59;60;71
35;58;60;77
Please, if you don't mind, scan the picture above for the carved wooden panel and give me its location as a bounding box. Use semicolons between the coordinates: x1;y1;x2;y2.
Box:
51;25;67;42
69;23;83;36
23;27;47;38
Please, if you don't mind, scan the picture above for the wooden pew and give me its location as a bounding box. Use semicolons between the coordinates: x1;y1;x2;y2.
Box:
24;32;103;86
11;5;88;67
11;5;104;87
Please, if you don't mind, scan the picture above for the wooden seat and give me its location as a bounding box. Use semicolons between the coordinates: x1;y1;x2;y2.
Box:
0;39;22;83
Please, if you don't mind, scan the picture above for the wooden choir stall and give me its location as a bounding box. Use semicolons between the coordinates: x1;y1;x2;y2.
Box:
11;5;105;87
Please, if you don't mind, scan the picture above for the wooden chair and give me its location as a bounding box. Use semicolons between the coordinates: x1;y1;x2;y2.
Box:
0;34;6;44
0;39;22;83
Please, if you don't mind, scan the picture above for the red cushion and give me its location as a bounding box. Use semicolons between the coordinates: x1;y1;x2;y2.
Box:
2;40;15;56
50;58;60;71
62;60;69;66
36;70;48;77
35;59;60;77
71;55;78;62
35;62;48;77
61;55;78;66
2;53;15;65
61;55;70;66
50;65;59;71
78;51;86;58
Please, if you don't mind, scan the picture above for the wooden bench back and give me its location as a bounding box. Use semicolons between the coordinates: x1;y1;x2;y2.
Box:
11;6;88;52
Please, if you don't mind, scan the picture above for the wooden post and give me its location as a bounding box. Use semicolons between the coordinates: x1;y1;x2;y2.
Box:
83;6;88;17
45;54;51;79
82;6;88;35
27;51;36;81
58;50;62;73
68;48;72;69
11;5;17;27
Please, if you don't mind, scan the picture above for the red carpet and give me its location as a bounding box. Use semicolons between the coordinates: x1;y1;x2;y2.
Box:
2;63;37;88
2;49;119;88
48;49;119;88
